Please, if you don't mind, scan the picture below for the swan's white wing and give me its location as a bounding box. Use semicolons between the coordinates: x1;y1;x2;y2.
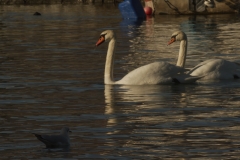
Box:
188;59;240;80
116;61;192;85
188;59;219;75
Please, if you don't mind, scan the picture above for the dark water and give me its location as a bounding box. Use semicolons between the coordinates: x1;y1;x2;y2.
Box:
1;4;240;159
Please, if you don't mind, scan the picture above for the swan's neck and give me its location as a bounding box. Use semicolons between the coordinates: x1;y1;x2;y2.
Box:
104;38;115;84
176;39;187;68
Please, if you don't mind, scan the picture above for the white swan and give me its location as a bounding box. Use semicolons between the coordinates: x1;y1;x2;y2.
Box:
96;30;200;85
168;31;240;80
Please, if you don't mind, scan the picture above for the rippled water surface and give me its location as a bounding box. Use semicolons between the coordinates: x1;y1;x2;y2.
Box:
1;4;240;159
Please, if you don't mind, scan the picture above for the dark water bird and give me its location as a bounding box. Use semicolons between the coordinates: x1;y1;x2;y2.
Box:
33;127;71;148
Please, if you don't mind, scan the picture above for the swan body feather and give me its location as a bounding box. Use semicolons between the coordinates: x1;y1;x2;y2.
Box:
116;61;184;85
188;59;240;80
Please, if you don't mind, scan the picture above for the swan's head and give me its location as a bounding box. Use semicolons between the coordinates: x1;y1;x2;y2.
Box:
168;30;187;45
96;30;115;46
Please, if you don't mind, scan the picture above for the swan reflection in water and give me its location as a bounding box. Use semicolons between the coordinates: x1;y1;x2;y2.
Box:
103;84;240;157
103;84;195;141
104;84;193;128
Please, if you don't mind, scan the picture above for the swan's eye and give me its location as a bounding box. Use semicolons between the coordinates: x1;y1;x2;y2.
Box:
96;35;106;46
168;35;177;45
171;34;177;39
100;33;107;38
99;35;105;41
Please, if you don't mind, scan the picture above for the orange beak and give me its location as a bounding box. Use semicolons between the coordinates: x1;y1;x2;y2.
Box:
167;37;176;46
96;36;105;46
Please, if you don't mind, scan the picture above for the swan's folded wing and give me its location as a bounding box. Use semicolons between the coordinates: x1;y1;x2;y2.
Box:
174;74;203;83
188;59;240;80
117;61;187;85
187;59;217;75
